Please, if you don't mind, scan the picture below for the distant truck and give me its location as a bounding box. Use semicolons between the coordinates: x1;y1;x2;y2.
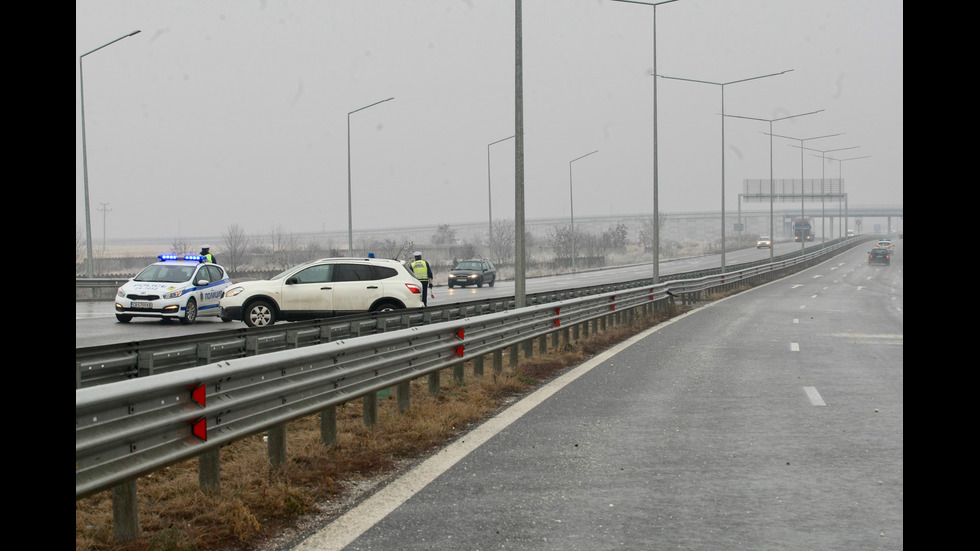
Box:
793;217;814;242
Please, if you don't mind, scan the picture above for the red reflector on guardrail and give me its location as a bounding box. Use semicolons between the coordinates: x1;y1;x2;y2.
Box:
192;384;206;407
192;418;207;441
456;345;464;357
455;328;464;340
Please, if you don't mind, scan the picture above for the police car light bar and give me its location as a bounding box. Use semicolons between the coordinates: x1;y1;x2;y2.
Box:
158;254;205;261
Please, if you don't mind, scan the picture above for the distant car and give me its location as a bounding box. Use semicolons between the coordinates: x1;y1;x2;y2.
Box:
115;255;232;324
756;236;772;249
876;239;894;249
447;259;497;288
868;248;891;265
219;257;423;327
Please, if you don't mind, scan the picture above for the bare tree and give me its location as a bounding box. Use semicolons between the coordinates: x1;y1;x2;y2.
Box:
268;225;298;271
170;236;191;255
638;212;667;252
490;218;516;265
372;238;415;261
221;223;251;273
432;224;457;246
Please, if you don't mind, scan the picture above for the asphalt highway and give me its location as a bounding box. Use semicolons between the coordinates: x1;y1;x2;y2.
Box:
289;241;903;550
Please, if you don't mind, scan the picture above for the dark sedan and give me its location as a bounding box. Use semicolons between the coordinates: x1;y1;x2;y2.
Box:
868;248;891;265
448;259;496;288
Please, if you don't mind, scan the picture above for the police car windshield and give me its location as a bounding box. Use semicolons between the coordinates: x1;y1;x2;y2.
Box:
135;264;195;283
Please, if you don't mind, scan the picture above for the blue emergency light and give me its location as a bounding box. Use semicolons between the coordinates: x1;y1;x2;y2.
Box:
158;254;205;262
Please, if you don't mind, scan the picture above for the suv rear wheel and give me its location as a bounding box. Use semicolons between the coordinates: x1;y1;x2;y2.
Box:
371;300;403;313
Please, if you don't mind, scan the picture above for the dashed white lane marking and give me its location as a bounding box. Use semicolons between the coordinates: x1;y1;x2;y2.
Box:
804;386;827;406
791;342;800;352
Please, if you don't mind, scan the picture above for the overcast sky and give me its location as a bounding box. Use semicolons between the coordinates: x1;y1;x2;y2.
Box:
76;0;903;243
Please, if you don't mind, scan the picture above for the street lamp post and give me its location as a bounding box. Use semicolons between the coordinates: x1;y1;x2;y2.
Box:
347;97;394;256
658;69;792;272
766;132;841;252
824;155;871;237
569;150;598;273
723;109;823;261
611;0;679;284
487;135;515;264
795;145;860;242
79;30;141;278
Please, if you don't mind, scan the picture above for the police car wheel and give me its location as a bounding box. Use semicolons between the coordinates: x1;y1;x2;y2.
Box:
245;301;276;327
116;314;133;323
180;299;198;324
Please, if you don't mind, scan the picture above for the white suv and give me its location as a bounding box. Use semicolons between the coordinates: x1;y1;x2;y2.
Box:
219;257;424;327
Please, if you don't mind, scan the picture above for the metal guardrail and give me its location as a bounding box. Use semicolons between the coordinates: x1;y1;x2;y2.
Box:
75;282;657;388
76;282;680;499
77;240;873;541
76;240;866;389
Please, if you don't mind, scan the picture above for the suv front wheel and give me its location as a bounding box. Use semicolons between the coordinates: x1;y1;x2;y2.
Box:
245;300;276;327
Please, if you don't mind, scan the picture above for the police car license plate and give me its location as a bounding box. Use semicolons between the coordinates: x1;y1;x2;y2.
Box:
132;301;153;309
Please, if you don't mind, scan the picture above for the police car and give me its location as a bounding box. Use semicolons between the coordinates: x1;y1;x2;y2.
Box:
114;255;233;324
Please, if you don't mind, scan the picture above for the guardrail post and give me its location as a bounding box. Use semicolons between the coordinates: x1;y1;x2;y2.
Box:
523;339;533;359
199;449;220;494
428;372;441;395
538;334;547;355
509;345;518;367
396;381;411;413
137;350;155;377
493;349;503;373
453;363;464;385
268;425;286;469
363;392;378;426
112;480;139;542
321;406;337;446
473;355;484;377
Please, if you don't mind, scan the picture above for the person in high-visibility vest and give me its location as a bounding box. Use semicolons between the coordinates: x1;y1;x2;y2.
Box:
410;251;433;306
199;245;216;264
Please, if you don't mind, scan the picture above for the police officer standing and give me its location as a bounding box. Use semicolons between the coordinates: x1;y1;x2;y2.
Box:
410;251;433;306
200;245;216;264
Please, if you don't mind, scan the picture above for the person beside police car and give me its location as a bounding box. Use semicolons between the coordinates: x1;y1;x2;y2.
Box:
199;245;216;264
409;251;433;306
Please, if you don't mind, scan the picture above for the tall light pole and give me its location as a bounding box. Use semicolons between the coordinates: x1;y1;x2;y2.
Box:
765;132;841;252
515;0;527;307
611;0;679;284
658;69;792;272
795;145;860;242
825;155;871;237
347;97;394;256
723;109;823;260
569;150;598;273
487;135;514;264
98;202;111;254
79;30;141;278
